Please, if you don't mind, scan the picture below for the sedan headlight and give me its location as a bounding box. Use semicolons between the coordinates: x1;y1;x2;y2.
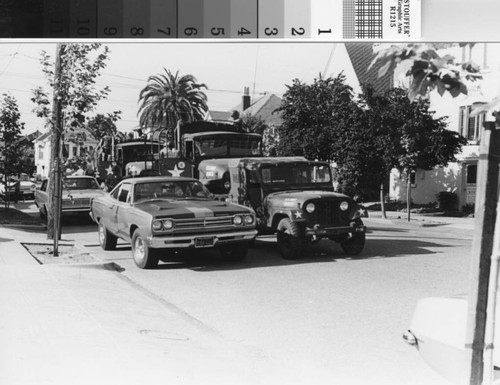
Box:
152;219;175;231
305;203;315;213
340;201;349;211
152;220;163;231
233;215;243;225
244;215;254;225
163;219;174;230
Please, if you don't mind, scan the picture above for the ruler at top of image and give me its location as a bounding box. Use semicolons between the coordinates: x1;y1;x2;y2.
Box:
0;0;420;40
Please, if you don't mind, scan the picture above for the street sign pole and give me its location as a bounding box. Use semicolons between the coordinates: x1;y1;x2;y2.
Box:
465;121;500;385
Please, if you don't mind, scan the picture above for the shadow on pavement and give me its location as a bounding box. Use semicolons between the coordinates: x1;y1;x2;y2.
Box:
149;237;449;272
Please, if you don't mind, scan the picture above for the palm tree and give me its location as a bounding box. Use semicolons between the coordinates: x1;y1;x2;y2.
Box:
137;69;208;133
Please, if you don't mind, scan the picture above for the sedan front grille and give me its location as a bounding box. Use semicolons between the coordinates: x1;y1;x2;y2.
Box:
174;216;234;232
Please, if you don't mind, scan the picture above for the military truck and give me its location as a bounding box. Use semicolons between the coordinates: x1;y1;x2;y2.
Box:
95;121;263;180
198;157;366;259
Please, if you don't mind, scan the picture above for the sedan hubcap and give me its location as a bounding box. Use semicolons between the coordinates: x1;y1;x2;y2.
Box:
99;224;105;245
134;237;145;262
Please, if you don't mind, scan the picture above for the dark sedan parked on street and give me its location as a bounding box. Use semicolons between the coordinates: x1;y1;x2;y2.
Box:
90;176;257;268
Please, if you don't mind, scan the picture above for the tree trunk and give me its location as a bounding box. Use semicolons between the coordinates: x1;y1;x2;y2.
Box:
406;171;411;222
380;183;387;219
47;44;65;244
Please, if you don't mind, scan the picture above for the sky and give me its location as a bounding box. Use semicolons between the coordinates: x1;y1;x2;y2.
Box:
0;42;343;135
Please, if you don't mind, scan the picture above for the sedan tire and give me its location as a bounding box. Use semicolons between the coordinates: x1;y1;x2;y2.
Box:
132;231;159;269
98;221;117;251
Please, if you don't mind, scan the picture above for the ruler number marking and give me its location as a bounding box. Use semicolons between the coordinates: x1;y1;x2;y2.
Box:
157;27;172;36
264;27;278;36
291;27;305;36
184;27;198;36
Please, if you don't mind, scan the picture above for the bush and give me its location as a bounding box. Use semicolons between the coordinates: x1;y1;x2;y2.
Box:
462;203;475;214
436;191;458;211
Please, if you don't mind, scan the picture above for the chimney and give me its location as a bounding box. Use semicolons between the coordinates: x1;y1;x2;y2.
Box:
243;86;251;111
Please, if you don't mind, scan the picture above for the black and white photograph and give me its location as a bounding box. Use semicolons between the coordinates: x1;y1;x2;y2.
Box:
1;2;500;385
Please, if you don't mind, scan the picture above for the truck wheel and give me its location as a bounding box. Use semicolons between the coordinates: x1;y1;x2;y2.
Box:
340;224;366;256
98;221;117;251
276;218;304;260
219;244;248;261
132;231;158;269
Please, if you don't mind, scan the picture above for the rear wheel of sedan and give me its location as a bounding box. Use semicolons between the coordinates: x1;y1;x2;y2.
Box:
219;243;248;261
39;206;47;223
131;231;159;269
276;218;304;260
98;221;117;251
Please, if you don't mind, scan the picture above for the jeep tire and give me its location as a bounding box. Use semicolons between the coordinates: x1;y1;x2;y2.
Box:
340;220;365;256
276;218;304;260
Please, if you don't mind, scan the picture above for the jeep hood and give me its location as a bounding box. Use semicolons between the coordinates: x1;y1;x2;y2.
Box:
265;190;352;204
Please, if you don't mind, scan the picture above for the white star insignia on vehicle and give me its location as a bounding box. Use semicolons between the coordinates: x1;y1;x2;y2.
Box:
294;211;302;219
105;165;114;175
168;165;183;177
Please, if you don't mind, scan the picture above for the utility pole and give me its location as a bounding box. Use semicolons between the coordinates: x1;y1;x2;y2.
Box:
465;121;500;385
47;44;65;255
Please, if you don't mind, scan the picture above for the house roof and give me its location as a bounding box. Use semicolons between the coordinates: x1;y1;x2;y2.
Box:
345;43;393;95
208;110;232;122
232;93;283;126
34;126;97;144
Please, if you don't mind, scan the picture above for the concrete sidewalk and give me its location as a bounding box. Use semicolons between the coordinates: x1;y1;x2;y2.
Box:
367;210;475;231
0;225;303;385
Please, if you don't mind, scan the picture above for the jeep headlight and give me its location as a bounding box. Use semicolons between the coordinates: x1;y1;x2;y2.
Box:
305;203;315;213
340;201;349;211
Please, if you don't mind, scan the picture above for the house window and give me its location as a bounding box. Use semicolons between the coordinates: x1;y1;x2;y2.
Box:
38;146;44;160
459;105;486;142
466;164;477;184
410;170;416;186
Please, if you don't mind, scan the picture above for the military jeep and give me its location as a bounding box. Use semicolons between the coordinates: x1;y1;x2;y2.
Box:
198;157;366;259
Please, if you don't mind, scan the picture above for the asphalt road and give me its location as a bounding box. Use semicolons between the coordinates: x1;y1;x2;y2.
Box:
15;202;473;384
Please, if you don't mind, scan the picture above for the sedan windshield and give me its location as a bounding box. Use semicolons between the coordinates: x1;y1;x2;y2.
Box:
134;180;211;202
64;178;100;190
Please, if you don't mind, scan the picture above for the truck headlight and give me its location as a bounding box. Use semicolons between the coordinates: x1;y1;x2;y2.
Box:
305;203;315;213
340;201;349;211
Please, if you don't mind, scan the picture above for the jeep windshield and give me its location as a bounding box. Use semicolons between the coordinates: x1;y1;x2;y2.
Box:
258;164;332;185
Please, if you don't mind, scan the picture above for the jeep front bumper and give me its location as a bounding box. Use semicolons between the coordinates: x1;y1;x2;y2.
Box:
304;225;366;237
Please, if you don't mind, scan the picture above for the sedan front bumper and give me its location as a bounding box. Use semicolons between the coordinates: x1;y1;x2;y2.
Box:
147;229;257;249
